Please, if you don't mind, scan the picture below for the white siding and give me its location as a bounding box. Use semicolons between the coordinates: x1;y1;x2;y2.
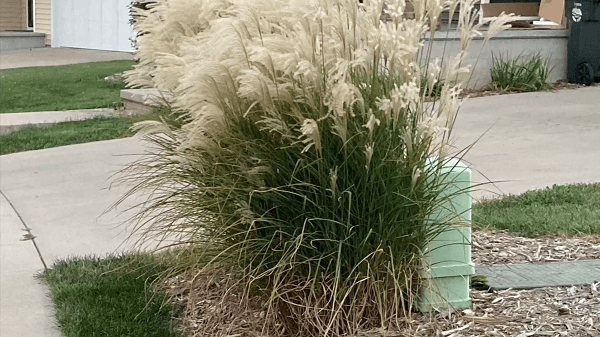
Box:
51;0;134;52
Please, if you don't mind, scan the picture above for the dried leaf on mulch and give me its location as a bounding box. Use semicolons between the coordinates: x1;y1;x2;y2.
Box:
164;268;282;337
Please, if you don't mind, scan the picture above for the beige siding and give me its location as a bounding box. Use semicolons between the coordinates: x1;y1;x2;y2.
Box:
0;0;26;31
34;0;50;44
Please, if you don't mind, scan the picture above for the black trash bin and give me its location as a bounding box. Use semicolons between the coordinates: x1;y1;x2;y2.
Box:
567;0;600;85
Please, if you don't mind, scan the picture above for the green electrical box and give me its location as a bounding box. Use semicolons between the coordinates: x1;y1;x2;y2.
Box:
419;158;474;312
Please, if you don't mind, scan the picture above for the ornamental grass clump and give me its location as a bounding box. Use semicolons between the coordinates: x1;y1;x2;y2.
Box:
486;52;554;92
119;0;512;335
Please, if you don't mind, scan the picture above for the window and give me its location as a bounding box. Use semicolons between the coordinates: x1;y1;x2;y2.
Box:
27;0;34;29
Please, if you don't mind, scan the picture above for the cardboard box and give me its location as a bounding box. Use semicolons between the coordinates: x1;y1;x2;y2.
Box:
480;0;566;29
481;3;539;28
481;2;541;18
538;0;566;27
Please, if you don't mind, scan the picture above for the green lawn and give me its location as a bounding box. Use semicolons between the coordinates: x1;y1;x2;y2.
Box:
0;60;135;113
0;113;155;155
39;254;182;337
472;183;600;237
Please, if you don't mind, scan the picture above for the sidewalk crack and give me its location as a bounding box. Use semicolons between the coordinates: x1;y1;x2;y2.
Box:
1;190;48;270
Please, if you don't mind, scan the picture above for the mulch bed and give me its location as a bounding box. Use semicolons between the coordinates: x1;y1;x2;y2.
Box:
389;282;600;337
164;230;600;336
460;80;600;99
472;230;600;266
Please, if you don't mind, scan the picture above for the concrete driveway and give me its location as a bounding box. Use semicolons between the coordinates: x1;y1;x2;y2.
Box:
1;86;599;336
0;47;135;69
454;86;600;200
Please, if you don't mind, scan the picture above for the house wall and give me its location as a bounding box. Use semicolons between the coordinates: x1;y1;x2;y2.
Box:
34;0;51;45
52;0;135;52
425;30;569;89
0;0;26;31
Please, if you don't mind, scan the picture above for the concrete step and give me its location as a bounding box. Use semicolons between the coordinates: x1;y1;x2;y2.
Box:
121;89;173;113
0;32;45;52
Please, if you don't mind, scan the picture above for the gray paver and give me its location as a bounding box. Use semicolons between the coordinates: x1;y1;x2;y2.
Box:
475;260;600;290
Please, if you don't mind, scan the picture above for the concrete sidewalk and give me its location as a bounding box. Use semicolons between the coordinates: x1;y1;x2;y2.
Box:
0;47;135;69
0;138;147;336
454;86;600;200
0;87;599;336
0;109;117;134
1;192;60;337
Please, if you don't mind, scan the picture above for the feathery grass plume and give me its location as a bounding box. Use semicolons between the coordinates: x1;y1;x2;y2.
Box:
118;0;513;335
458;0;481;56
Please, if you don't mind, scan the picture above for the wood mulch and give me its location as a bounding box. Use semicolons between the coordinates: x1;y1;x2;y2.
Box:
460;80;600;99
472;230;600;266
400;230;600;337
387;282;600;337
165;231;600;337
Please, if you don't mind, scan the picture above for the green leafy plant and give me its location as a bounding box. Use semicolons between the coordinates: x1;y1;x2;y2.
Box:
117;0;513;335
470;274;490;291
486;52;554;92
